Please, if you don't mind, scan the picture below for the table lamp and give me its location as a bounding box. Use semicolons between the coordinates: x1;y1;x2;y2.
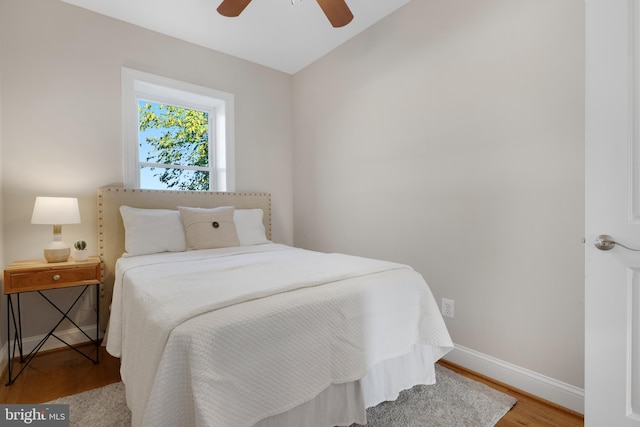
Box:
31;196;81;263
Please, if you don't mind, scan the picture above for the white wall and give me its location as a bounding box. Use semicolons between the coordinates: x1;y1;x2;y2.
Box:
293;0;585;391
0;0;294;338
0;0;5;348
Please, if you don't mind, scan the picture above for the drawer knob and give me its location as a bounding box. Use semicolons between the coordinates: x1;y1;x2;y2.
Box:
53;274;61;281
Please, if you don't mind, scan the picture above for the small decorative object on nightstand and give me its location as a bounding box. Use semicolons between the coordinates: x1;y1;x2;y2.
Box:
30;197;81;263
74;240;89;261
3;256;101;385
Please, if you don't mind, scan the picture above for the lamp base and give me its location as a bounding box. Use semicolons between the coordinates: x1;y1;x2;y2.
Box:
44;247;70;263
44;241;71;263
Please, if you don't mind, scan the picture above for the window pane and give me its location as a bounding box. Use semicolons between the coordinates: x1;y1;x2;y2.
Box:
138;100;209;167
140;166;211;191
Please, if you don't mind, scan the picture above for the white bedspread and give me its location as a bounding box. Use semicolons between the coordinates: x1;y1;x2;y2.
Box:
106;244;453;427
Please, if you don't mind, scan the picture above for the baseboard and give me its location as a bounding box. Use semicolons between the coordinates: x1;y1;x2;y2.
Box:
443;344;584;414
0;325;102;375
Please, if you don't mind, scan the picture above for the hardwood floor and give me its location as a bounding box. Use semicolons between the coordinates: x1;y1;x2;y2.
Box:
439;360;584;427
0;345;584;426
0;344;121;404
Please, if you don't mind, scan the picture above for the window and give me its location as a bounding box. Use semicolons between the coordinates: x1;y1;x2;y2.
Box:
122;68;235;191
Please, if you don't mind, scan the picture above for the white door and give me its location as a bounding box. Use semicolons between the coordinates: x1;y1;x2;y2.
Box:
586;1;640;426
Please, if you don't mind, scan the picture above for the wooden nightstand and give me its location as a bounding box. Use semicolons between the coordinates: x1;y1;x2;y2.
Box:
4;257;101;385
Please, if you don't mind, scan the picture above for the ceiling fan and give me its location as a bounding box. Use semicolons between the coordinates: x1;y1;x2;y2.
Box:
217;0;354;28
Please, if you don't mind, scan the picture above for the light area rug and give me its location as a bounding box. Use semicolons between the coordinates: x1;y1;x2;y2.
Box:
47;364;516;427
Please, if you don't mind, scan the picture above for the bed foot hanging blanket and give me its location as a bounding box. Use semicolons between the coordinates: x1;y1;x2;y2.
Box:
106;244;453;427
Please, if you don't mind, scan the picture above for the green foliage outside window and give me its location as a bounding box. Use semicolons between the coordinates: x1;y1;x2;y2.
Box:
138;102;210;191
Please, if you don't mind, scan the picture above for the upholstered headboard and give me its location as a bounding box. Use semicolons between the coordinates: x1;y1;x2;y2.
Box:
97;186;271;331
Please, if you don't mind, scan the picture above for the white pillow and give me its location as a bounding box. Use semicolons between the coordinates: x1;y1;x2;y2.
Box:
234;209;270;246
119;206;187;256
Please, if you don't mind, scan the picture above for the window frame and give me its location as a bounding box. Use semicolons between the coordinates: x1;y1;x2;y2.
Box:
122;67;235;191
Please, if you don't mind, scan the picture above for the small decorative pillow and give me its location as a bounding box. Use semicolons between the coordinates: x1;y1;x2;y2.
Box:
119;206;187;256
234;209;270;246
178;206;240;250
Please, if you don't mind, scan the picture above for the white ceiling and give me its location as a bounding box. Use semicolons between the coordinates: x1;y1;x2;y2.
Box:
61;0;410;74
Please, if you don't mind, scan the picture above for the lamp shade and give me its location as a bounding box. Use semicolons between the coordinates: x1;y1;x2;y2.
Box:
31;197;81;225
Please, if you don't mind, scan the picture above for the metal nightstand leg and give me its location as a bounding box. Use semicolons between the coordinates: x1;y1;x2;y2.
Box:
5;284;100;386
6;294;24;386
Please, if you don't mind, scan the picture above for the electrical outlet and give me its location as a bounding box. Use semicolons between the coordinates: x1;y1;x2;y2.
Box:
441;298;455;318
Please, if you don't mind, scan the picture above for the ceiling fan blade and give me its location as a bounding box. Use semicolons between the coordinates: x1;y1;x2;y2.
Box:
217;0;252;17
316;0;353;28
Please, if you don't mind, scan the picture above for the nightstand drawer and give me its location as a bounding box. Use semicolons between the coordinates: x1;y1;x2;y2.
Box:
10;265;97;289
4;257;101;294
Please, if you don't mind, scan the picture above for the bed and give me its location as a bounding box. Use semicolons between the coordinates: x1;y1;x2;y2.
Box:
99;186;453;427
